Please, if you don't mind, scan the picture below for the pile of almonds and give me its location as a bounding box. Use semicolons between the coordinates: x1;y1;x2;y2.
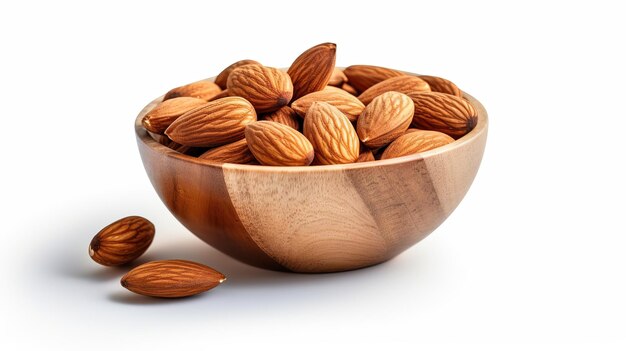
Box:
142;43;478;166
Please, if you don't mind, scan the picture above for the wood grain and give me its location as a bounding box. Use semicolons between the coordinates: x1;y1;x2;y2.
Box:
135;71;488;273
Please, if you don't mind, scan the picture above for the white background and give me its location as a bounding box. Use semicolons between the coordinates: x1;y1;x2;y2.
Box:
1;0;625;349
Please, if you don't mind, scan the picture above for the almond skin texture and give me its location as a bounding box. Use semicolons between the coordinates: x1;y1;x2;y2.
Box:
418;75;462;97
163;80;222;101
89;216;154;266
214;59;260;89
207;89;230;102
245;121;314;166
303;102;360;165
381;130;455;159
291;86;365;122
227;65;293;113
142;97;207;134
287;42;336;99
358;76;431;105
262;106;300;130
198;138;255;164
120;260;226;298
408;92;477;138
165;96;256;147
357;91;414;149
357;150;375;162
328;67;348;86
343;65;406;94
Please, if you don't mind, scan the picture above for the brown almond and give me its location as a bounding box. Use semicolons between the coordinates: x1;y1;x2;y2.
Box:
89;216;154;266
291;86;365;122
227;65;293;113
287;42;336;99
356;150;375;163
408;92;477;138
357;92;414;149
381;130;455;159
341;83;358;96
121;260;226;298
328;67;348;86
343;65;405;93
419;75;462;97
303;102;360;165
214;59;261;89
142;97;207;134
165;96;256;147
358;76;431;105
245;121;314;166
163;80;221;101
198;139;255;164
262;106;300;130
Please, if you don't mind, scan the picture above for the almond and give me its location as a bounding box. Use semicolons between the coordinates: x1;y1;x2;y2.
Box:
408;92;477;138
343;65;405;93
419;75;462;97
163;80;221;101
303;102;359;165
357;91;414;149
381;130;454;159
227;65;293;113
287;42;336;99
165;96;256;147
89;216;154;266
214;59;261;89
262;106;300;130
207;89;230;102
198;138;255;164
121;260;226;298
328;67;348;86
341;83;358;96
142;97;207;134
291;86;365;122
245;121;314;166
357;149;375;163
358;76;431;105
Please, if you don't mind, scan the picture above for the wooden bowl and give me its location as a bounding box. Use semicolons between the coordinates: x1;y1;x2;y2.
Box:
135;74;488;273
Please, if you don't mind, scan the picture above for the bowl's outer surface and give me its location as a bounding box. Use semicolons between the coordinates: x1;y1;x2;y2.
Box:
135;74;488;273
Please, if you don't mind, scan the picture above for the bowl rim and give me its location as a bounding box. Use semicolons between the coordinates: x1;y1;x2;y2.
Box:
134;73;488;173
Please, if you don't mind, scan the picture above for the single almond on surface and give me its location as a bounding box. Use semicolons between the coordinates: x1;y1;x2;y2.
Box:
408;92;477;138
381;129;455;159
89;216;154;266
303;102;360;165
165;96;256;147
328;67;348;86
343;65;406;93
142;97;207;134
287;42;336;99
198;138;255;164
418;75;462;97
163;80;222;101
291;86;365;122
214;59;260;89
245;121;314;166
358;75;431;105
227;65;293;113
357;149;375;162
357;91;414;149
121;259;226;298
262;106;300;130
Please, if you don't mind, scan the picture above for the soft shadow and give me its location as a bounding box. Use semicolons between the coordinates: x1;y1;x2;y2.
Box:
107;290;206;305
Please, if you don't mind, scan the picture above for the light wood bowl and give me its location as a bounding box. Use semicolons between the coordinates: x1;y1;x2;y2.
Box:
135;73;488;273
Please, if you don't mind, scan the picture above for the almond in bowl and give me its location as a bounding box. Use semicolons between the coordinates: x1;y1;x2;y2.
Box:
135;43;487;273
